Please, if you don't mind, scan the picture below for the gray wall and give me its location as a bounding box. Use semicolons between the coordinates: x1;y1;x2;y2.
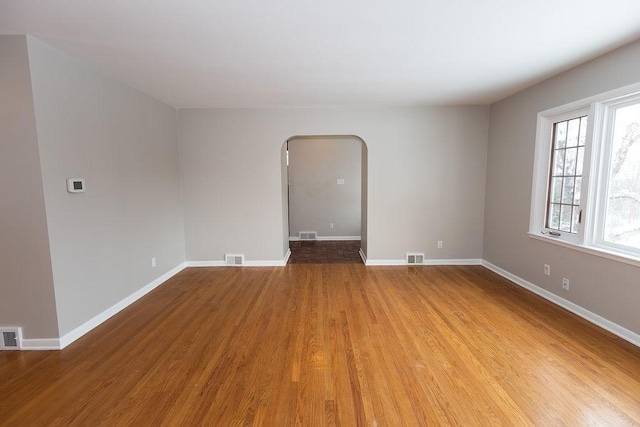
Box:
178;106;489;262
0;35;59;339
484;39;640;335
288;136;361;238
27;37;186;336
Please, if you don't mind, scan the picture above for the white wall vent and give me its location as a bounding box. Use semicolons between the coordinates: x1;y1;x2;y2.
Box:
406;253;425;265
225;254;245;266
0;327;22;350
299;231;317;241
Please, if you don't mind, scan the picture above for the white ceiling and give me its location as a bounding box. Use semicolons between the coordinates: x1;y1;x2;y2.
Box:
2;1;640;109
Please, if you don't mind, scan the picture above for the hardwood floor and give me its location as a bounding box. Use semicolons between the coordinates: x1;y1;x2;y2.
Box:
288;240;362;263
1;265;640;426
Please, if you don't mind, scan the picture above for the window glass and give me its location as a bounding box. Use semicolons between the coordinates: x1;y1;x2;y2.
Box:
546;116;588;234
603;102;640;249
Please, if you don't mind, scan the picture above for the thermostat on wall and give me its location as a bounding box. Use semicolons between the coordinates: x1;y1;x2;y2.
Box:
66;178;86;193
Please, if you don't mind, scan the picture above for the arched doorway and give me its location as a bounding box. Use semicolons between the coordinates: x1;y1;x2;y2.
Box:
281;135;368;264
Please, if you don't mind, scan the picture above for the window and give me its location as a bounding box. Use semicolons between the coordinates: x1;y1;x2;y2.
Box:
546;115;587;234
593;95;640;255
530;83;640;264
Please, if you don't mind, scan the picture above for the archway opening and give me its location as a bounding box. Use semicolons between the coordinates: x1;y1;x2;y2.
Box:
281;135;368;264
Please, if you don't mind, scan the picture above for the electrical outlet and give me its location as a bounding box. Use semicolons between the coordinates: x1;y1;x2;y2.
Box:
151;257;157;268
544;264;550;276
329;223;334;229
562;278;570;291
437;241;443;249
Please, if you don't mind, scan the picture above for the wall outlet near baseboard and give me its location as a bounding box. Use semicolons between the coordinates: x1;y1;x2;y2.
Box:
544;264;550;276
437;241;443;249
562;278;570;291
151;257;157;268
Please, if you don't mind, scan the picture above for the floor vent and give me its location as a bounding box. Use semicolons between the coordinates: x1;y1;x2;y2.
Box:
406;253;425;265
0;327;22;350
225;254;245;266
299;231;317;241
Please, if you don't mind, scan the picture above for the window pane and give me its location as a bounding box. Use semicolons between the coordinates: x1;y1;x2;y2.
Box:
576;146;584;175
578;116;588;146
550;177;563;203
560;205;572;232
574;177;582;206
566;118;581;147
555;121;568;148
603;103;640;249
553;149;565;176
564;147;578;176
549;204;561;229
562;177;575;204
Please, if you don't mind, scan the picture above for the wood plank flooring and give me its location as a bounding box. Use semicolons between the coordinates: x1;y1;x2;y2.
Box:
288;241;362;263
1;265;640;426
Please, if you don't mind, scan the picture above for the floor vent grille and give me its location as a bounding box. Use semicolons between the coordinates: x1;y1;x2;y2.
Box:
406;253;425;265
225;254;245;266
299;231;318;241
0;327;22;350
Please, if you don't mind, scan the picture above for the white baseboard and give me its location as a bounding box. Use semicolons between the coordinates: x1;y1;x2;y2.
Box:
423;258;482;266
482;260;640;348
289;236;361;241
21;338;61;351
365;258;482;266
359;248;367;264
365;259;406;266
57;262;188;349
187;250;291;268
186;260;226;267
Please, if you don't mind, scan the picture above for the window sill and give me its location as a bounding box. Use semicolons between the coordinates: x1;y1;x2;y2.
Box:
528;232;640;269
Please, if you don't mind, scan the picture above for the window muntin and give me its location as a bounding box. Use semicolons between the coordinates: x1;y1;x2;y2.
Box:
546;115;587;234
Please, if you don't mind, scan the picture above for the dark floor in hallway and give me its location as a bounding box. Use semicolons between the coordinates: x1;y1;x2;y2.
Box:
288;240;362;263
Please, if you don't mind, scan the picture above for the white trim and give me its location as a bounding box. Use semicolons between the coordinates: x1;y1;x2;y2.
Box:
186;260;226;267
289;235;361;241
422;258;482;265
365;259;406;266
482;260;640;348
21;338;61;351
366;258;482;266
317;236;360;241
359;248;367;264
58;262;188;349
187;255;291;268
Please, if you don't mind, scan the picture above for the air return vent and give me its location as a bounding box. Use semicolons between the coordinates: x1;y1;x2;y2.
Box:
299;231;317;241
0;327;22;350
225;254;245;266
406;253;425;265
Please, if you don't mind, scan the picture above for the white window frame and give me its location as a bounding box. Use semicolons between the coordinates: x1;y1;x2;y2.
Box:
530;82;640;267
